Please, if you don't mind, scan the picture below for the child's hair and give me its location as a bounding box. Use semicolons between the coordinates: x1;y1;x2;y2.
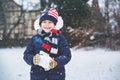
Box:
39;8;59;25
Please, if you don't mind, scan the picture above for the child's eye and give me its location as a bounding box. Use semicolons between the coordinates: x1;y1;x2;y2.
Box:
48;21;52;23
43;21;47;23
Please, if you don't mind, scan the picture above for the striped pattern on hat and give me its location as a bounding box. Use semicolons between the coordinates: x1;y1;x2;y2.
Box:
48;8;58;20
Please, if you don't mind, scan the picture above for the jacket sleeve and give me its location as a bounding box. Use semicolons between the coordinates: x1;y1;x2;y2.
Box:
23;37;34;66
55;35;72;67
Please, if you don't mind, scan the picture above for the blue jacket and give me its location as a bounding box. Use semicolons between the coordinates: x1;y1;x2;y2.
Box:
23;33;71;80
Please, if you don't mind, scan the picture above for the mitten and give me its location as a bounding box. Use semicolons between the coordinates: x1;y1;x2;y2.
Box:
33;54;40;65
49;59;58;69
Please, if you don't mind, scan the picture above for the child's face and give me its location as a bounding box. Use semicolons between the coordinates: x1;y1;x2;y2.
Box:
41;20;55;33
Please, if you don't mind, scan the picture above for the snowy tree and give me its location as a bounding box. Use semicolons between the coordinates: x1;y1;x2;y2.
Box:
104;0;120;34
103;0;120;50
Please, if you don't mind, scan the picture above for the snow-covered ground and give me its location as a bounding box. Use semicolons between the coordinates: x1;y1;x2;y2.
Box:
0;47;120;80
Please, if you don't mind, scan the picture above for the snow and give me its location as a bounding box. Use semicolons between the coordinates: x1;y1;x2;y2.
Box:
0;47;120;80
14;0;40;10
87;0;105;8
66;48;120;80
0;47;30;80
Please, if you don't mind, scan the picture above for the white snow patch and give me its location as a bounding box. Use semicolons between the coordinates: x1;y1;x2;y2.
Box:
0;47;120;80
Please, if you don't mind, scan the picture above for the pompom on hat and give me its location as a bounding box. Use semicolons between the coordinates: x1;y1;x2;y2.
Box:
39;8;58;25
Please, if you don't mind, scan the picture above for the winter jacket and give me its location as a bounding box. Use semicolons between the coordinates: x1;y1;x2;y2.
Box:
23;31;71;80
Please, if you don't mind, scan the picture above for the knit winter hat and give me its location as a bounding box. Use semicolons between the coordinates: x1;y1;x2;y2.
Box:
39;8;58;25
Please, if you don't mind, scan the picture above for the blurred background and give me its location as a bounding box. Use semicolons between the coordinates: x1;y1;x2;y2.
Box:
0;0;120;50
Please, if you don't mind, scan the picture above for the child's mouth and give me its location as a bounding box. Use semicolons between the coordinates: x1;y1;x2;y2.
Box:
44;27;51;29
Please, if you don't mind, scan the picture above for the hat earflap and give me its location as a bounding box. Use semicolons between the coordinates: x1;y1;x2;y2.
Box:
55;16;63;30
34;16;41;30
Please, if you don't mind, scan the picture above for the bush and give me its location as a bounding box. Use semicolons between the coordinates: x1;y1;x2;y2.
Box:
0;38;30;48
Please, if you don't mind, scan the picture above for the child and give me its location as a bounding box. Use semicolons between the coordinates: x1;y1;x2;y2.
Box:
23;8;71;80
